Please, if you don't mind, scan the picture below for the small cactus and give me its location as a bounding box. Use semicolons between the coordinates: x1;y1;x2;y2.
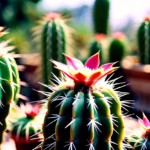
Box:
0;27;19;144
109;32;125;64
41;52;130;150
93;0;110;34
137;15;150;64
89;34;106;64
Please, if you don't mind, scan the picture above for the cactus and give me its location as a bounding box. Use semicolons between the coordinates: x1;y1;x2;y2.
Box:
35;12;67;86
137;15;150;64
109;32;125;64
40;52;130;150
93;0;110;34
10;102;44;149
0;27;20;144
128;112;150;150
89;34;106;64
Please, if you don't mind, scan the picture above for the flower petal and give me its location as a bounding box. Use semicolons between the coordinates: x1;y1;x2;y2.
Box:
52;60;76;80
142;112;150;128
85;69;103;86
63;53;84;70
85;52;99;70
73;72;87;83
99;62;117;71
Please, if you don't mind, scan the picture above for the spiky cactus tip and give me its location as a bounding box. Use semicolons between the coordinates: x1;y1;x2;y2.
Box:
41;52;131;150
0;27;20;144
137;15;150;64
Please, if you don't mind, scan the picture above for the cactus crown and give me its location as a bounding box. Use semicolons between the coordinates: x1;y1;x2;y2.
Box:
52;52;117;89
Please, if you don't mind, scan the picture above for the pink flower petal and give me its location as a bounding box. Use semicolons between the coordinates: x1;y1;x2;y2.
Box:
52;60;78;81
63;54;84;70
85;52;99;70
142;112;150;128
99;62;117;71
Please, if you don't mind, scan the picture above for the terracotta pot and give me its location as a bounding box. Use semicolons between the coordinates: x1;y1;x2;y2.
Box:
11;135;41;150
122;56;150;112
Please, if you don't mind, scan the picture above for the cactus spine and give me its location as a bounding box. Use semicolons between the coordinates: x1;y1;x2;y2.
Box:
41;13;66;85
93;0;110;34
137;16;150;64
0;27;19;144
109;32;125;64
41;53;127;150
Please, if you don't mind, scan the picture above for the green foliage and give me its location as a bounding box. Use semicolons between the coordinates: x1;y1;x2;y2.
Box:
137;19;150;64
93;0;110;34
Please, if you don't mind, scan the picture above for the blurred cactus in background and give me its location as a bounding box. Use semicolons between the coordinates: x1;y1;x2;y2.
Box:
109;32;126;64
137;15;150;64
33;12;72;86
0;27;19;144
93;0;110;35
89;34;106;64
128;112;150;150
40;53;131;150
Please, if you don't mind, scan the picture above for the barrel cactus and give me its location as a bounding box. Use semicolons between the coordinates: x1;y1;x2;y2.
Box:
0;27;20;144
93;0;110;34
109;32;125;64
41;52;130;150
89;34;106;64
137;15;150;64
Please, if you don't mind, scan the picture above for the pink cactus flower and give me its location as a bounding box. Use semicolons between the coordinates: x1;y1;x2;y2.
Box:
52;52;117;87
139;112;150;133
95;34;106;43
113;32;125;41
24;103;40;118
43;12;61;20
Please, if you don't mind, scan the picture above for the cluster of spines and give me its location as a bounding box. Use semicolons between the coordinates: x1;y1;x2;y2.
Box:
41;15;66;85
93;0;110;34
39;73;131;150
137;16;150;64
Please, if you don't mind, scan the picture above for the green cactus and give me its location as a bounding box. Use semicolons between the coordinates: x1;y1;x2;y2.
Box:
93;0;110;34
0;28;19;144
41;53;128;150
40;12;66;85
109;32;125;64
137;16;150;64
89;34;106;64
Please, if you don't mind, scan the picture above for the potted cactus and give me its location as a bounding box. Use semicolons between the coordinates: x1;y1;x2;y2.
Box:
10;103;44;150
40;52;131;150
122;15;150;113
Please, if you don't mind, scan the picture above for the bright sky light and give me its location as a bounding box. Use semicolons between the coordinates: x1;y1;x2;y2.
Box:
39;0;150;28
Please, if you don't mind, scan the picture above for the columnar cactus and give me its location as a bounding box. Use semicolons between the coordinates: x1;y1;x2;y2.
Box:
0;27;19;144
137;15;150;64
40;12;67;85
109;32;125;64
93;0;110;34
89;34;106;64
41;53;128;150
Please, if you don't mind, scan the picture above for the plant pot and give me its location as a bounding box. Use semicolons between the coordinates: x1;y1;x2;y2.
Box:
11;134;41;150
122;56;150;113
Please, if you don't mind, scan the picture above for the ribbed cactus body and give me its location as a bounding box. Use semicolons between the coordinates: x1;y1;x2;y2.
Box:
90;41;103;64
138;19;150;64
93;0;110;34
42;86;124;150
41;19;66;85
0;56;14;144
109;39;125;63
